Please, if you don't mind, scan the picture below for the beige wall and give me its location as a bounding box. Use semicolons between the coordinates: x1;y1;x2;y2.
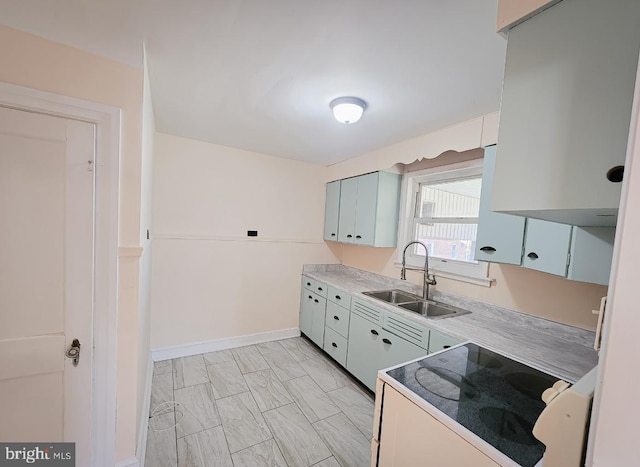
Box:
329;131;605;331
150;133;339;349
0;25;145;462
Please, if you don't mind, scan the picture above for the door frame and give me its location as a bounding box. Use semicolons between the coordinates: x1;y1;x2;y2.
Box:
0;81;120;466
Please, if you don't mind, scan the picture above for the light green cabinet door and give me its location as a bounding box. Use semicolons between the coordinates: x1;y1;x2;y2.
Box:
428;330;464;354
353;172;378;246
475;146;526;265
568;227;615;285
299;290;314;337
310;295;327;347
324;181;341;241
337;177;358;243
379;328;428;371
523;219;572;276
346;313;383;392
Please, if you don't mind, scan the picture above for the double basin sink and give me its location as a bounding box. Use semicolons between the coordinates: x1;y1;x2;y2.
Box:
362;289;471;319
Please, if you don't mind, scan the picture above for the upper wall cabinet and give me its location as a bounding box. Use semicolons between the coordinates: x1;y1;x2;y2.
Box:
475;146;526;265
323;180;341;241
493;0;640;226
325;171;401;247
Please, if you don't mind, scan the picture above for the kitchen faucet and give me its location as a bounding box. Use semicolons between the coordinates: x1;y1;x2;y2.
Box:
401;241;437;301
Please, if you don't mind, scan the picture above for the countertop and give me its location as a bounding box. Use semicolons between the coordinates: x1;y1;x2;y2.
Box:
302;264;598;383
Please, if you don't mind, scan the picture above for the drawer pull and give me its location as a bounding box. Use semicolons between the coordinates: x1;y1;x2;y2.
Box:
314;299;319;303
527;252;539;260
443;345;451;349
382;338;392;345
347;234;353;238
308;295;313;300
356;235;362;239
479;246;496;253
332;342;338;348
331;233;336;236
335;295;341;300
306;282;311;286
333;315;339;321
370;329;379;336
318;287;323;292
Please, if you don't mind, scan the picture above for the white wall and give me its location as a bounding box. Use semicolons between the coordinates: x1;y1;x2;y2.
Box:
150;133;339;349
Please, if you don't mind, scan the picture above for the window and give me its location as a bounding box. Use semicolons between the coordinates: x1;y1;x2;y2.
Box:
397;160;491;286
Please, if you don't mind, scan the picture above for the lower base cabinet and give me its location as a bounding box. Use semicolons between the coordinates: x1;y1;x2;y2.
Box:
346;313;428;392
374;384;499;466
300;289;326;347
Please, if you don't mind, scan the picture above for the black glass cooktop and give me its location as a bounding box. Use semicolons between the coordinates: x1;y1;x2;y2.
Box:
386;343;559;467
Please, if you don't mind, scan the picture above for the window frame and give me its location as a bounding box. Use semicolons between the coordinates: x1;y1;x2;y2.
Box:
395;159;492;287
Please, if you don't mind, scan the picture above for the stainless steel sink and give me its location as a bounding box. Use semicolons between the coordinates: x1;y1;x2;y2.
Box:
362;289;423;304
362;289;471;319
398;300;471;319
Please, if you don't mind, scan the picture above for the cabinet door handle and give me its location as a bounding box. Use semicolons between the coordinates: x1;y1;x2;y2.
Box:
527;252;539;260
333;315;339;321
382;338;392;345
370;329;379;336
479;246;496;253
308;295;313;300
443;345;451;349
331;233;336;237
317;287;323;292
335;295;341;300
346;234;353;238
355;235;362;239
332;342;338;348
314;299;319;303
606;165;624;183
306;282;311;286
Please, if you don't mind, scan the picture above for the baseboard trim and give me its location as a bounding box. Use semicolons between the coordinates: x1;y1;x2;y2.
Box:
151;328;301;362
115;457;139;467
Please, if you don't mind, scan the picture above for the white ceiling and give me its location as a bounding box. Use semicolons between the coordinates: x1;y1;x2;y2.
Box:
0;0;507;165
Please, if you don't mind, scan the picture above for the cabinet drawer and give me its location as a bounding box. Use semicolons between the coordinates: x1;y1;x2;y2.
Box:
325;300;350;338
351;297;384;325
323;327;347;367
428;330;464;354
382;311;429;350
327;285;351;309
301;275;328;298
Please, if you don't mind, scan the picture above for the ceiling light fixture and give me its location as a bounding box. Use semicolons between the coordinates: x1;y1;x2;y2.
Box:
330;97;367;124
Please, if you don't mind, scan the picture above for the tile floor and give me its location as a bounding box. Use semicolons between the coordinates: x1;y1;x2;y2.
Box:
145;337;375;467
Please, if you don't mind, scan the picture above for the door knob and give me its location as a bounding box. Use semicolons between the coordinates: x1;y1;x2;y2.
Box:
65;339;81;367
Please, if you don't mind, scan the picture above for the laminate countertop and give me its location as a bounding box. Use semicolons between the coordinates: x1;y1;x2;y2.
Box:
302;264;598;383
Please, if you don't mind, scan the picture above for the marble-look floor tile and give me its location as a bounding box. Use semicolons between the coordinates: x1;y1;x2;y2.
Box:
244;370;293;412
174;383;220;438
299;356;352;392
150;373;174;414
216;392;272;453
313;413;370;467
263;403;332;467
173;355;209;389
177;426;232;467
327;385;375;438
145;412;177;467
256;341;286;355
230;439;287;467
232;345;270;374
206;361;249;399
154;359;173;376
312;457;341;467
261;347;308;382
284;376;340;423
202;349;234;366
280;337;323;362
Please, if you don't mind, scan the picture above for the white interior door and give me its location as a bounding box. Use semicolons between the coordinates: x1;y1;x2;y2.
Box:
0;106;94;465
